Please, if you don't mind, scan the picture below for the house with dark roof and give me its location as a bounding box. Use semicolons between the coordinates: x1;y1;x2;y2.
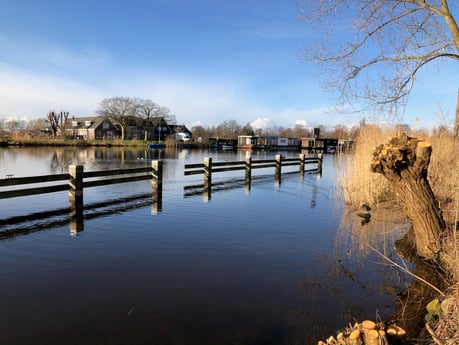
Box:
65;116;121;140
125;117;173;141
169;124;192;141
65;116;192;141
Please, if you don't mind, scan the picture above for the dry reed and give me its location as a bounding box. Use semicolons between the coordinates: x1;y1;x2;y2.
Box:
337;124;399;209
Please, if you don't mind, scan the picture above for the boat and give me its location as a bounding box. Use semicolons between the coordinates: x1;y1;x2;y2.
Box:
146;143;165;149
211;144;234;150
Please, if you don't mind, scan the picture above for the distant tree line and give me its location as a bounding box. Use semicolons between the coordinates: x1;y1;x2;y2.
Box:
190;120;362;142
1;94;457;141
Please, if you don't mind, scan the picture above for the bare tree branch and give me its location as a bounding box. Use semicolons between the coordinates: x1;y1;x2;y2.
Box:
301;0;458;120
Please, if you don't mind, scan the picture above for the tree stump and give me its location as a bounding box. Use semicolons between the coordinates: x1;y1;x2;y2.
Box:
370;134;445;259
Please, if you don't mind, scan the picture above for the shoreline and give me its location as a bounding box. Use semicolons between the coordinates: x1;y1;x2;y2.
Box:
0;138;206;149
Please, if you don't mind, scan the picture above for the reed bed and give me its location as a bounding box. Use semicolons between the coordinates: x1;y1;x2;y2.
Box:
337;125;399;209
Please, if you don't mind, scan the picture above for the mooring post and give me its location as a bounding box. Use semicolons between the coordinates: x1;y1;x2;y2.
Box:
151;160;163;191
151;160;163;214
275;154;282;185
69;165;84;235
317;153;323;175
204;157;212;202
245;155;252;193
299;153;305;174
69;165;84;210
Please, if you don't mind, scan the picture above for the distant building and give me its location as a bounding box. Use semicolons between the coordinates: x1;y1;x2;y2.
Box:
65;116;121;140
238;135;299;150
65;116;192;141
169;124;193;141
300;137;338;153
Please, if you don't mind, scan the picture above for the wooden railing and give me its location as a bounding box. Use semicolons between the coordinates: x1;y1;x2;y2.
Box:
0;162;163;206
184;154;322;200
185;153;322;179
0;155;322;235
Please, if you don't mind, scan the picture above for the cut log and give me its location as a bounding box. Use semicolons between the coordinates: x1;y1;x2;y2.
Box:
387;324;406;337
361;320;376;332
348;329;362;345
365;329;380;345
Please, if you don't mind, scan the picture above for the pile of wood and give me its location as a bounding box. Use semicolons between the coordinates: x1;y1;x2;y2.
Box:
317;320;406;345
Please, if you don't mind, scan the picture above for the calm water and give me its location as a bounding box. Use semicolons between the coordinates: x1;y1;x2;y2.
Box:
0;147;404;345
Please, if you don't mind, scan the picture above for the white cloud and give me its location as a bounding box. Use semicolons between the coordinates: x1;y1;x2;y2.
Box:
250;118;274;130
0;65;106;117
294;119;308;127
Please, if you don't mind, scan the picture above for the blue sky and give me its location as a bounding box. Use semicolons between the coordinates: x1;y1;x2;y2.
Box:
0;0;457;130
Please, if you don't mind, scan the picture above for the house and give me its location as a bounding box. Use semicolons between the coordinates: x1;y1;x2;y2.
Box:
65;116;192;141
169;124;193;141
65;116;121;140
300;137;338;153
300;127;338;153
122;116;171;140
237;135;299;150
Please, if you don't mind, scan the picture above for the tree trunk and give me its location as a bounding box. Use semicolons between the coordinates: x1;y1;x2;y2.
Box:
370;134;445;259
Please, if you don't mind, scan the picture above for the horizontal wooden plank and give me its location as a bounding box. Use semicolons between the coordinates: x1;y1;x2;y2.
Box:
283;162;301;167
184;163;204;169
212;166;245;173
0;184;69;199
212;161;245;167
84;167;151;178
253;159;275;164
83;175;151;188
0;173;69;187
251;163;276;169
184;169;204;176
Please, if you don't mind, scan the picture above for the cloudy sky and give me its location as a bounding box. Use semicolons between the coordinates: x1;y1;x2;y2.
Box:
0;0;457;130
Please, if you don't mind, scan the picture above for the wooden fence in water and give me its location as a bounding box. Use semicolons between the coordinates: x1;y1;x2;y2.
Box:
0;153;321;218
0;154;322;235
0;154;322;204
184;153;322;199
0;162;163;208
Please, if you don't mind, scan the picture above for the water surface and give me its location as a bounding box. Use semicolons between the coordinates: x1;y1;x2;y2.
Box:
0;147;403;344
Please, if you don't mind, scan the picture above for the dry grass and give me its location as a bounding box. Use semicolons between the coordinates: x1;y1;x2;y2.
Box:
337;124;399;209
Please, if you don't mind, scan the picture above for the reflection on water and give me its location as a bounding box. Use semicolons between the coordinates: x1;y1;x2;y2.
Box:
0;147;410;344
0;193;155;239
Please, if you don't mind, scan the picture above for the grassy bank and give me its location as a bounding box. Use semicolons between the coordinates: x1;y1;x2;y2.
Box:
1;137;206;149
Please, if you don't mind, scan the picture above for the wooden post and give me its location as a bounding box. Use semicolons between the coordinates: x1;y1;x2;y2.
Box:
69;165;84;210
299;153;305;175
245;156;252;192
69;165;84;235
275;154;282;185
204;157;212;201
151;160;163;214
317;153;323;175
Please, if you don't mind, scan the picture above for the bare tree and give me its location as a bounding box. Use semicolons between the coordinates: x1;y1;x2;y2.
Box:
301;1;459;122
215;119;242;139
27;118;48;132
97;97;177;141
47;111;69;138
96;97;136;140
